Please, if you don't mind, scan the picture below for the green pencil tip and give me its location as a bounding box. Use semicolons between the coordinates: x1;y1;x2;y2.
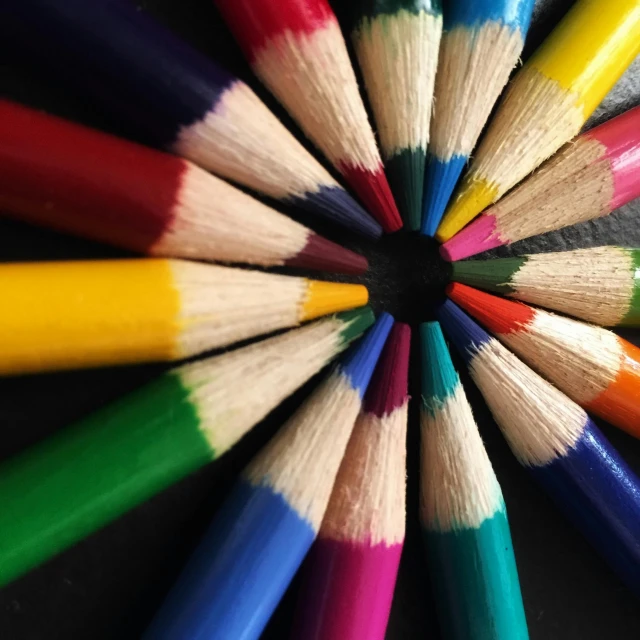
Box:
385;148;426;231
336;306;376;344
420;322;459;416
451;258;525;294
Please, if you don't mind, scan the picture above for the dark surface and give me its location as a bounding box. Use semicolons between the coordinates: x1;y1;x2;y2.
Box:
0;1;639;638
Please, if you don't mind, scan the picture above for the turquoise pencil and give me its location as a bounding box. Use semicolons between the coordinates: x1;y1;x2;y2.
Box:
420;322;529;640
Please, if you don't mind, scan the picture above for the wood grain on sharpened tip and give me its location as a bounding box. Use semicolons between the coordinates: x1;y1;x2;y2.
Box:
436;0;640;242
421;0;534;237
436;299;640;596
447;282;640;440
143;314;394;640
0;308;375;589
441;105;640;261
352;1;442;230
214;0;403;233
0;259;369;375
0;100;369;271
291;322;410;640
1;0;381;238
420;321;528;640
451;246;640;327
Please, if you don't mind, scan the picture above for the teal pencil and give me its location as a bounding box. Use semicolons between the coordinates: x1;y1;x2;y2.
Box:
420;322;529;640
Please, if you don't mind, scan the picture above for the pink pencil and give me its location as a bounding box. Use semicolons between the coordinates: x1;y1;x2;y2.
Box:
441;105;640;262
290;322;410;640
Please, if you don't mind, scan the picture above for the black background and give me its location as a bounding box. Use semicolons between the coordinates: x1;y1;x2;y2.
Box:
1;0;640;638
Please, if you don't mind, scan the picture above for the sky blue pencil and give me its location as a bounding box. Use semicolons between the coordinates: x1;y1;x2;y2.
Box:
422;0;534;236
420;321;528;640
143;313;394;640
437;300;640;595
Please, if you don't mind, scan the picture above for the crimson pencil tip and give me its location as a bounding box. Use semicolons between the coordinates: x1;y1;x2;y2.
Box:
286;233;368;274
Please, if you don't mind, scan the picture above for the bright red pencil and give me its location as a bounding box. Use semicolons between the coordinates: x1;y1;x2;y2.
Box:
214;0;403;233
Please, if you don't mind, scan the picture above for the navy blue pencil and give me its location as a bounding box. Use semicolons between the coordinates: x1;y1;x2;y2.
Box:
143;313;394;640
437;299;640;595
3;0;381;238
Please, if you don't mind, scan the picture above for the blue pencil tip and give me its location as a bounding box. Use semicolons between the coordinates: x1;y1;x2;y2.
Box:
435;300;491;365
421;155;468;236
291;186;383;240
339;312;394;397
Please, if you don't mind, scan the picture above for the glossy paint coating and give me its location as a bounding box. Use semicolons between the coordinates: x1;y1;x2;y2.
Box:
357;0;441;18
443;0;534;31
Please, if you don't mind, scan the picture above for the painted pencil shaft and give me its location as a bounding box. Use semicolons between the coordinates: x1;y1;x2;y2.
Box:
0;309;374;588
437;299;640;594
144;314;394;640
437;0;640;242
421;0;534;236
447;282;640;439
420;322;528;640
292;322;410;640
2;1;380;237
215;0;403;232
452;246;640;327
353;1;442;229
0;259;369;375
442;106;640;261
0;100;369;270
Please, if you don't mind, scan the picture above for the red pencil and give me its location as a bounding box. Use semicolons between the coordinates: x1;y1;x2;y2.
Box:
0;100;367;274
214;0;403;233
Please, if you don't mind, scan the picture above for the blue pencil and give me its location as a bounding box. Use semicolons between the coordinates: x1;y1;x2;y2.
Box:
3;0;381;239
421;0;534;236
437;299;640;595
420;322;528;640
143;313;394;640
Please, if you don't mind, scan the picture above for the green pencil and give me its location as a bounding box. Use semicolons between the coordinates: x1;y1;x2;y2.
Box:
0;308;373;588
420;322;528;640
352;0;442;230
452;246;640;327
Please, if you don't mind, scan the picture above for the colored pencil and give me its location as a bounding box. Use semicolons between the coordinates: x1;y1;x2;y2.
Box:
452;246;640;327
0;101;370;269
420;322;528;640
436;0;640;243
291;322;410;640
0;308;374;588
421;0;535;236
437;299;640;595
0;259;369;376
215;0;403;233
352;1;442;230
144;313;394;640
442;106;640;260
2;1;380;238
447;283;640;440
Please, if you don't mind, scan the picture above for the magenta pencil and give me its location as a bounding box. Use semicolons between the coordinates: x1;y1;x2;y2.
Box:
291;322;410;640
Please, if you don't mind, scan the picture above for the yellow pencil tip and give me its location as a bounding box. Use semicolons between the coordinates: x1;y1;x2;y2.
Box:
301;281;369;321
436;180;499;242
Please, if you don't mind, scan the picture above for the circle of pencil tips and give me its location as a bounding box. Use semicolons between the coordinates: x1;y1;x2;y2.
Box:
420;321;529;640
144;313;394;640
421;0;535;237
452;246;640;327
0;100;369;271
436;299;640;596
0;308;375;589
447;282;640;440
442;106;640;261
436;0;640;243
0;258;369;375
2;0;381;238
214;0;403;233
292;321;410;640
352;0;443;230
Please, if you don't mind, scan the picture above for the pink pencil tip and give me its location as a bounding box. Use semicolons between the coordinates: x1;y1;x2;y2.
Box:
440;214;503;261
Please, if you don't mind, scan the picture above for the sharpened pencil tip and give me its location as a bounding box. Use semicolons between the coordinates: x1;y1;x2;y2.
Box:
385;148;426;231
301;282;369;322
286;233;368;275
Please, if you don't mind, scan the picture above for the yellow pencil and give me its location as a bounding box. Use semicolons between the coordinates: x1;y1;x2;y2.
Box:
437;0;640;242
0;259;368;375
